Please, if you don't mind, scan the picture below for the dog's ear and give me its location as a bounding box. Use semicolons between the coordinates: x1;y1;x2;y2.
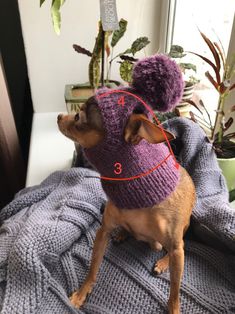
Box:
124;114;175;145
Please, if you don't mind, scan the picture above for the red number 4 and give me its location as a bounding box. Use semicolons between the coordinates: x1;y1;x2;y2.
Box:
117;96;125;107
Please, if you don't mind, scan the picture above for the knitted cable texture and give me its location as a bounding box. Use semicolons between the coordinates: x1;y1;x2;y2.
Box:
163;117;235;246
0;118;234;314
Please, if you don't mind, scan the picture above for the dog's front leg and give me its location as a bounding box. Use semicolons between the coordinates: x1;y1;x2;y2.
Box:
70;225;110;308
168;242;184;314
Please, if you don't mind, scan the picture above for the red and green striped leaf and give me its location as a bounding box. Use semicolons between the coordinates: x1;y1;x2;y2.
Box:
189;111;197;123
189;52;220;84
229;83;235;91
224;117;233;131
183;99;203;114
205;71;219;90
214;41;226;71
224;132;235;139
200;31;221;83
73;44;92;57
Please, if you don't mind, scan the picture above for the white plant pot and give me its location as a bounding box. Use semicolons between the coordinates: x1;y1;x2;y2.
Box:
217;157;235;191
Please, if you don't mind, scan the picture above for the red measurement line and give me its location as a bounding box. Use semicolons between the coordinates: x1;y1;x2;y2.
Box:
100;153;172;181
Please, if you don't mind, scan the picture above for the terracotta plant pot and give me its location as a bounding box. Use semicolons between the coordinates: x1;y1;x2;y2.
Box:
176;81;195;118
217;157;235;191
65;80;121;114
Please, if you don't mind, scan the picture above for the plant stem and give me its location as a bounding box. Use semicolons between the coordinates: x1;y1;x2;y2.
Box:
218;97;224;143
202;103;213;131
106;52;109;83
107;48;114;81
101;29;105;87
211;93;226;142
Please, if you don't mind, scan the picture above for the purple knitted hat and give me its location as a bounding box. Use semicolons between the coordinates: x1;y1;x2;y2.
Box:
83;54;183;209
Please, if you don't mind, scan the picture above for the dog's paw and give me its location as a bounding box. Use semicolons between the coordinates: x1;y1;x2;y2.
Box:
152;254;169;276
69;286;92;309
69;291;86;309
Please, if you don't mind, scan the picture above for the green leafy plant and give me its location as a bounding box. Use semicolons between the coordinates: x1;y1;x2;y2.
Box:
188;32;235;158
169;45;199;85
73;19;150;86
111;35;150;83
39;2;150;86
40;0;66;35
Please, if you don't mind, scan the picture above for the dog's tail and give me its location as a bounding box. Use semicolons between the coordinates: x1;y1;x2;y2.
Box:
132;54;184;112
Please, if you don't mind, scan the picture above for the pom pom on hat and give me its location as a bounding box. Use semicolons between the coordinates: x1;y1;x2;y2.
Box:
132;54;184;112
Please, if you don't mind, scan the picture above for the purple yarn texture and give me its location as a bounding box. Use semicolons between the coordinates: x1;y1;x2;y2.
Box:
84;54;183;208
132;54;184;112
84;88;179;209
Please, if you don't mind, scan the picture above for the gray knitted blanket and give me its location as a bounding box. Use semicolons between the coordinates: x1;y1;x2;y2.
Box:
0;118;235;314
163;118;235;250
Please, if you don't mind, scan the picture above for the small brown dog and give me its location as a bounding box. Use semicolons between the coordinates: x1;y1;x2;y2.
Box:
58;96;196;314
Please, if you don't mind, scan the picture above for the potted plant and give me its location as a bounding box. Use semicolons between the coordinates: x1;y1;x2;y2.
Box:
169;45;199;95
168;45;199;117
39;1;150;113
39;0;151;165
188;32;235;193
68;20;150;164
68;19;150;113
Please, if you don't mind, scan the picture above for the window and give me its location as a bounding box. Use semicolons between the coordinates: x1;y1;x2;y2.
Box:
171;0;235;129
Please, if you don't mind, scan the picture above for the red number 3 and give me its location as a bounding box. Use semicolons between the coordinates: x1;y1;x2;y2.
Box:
114;162;122;175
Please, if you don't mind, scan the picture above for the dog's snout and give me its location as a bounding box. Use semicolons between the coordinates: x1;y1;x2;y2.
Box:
57;114;63;122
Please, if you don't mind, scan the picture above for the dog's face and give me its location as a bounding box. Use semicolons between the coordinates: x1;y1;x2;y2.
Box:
58;96;175;148
57;97;105;148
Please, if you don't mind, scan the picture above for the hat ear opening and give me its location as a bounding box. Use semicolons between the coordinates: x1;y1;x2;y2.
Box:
124;113;175;145
132;105;146;115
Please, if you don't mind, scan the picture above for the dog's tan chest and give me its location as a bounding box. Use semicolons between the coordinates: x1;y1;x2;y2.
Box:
107;204;172;247
104;166;195;250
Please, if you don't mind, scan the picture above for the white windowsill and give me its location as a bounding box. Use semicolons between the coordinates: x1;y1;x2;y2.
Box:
26;112;74;187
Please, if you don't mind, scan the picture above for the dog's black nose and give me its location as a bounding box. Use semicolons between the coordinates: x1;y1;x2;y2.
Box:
74;113;80;121
57;114;63;122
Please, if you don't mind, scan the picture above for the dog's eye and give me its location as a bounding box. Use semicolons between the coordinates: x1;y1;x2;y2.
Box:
74;113;80;121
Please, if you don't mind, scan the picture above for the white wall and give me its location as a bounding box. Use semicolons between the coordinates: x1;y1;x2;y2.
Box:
18;0;163;113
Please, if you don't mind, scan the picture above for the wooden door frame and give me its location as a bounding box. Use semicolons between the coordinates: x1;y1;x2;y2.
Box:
0;53;25;208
